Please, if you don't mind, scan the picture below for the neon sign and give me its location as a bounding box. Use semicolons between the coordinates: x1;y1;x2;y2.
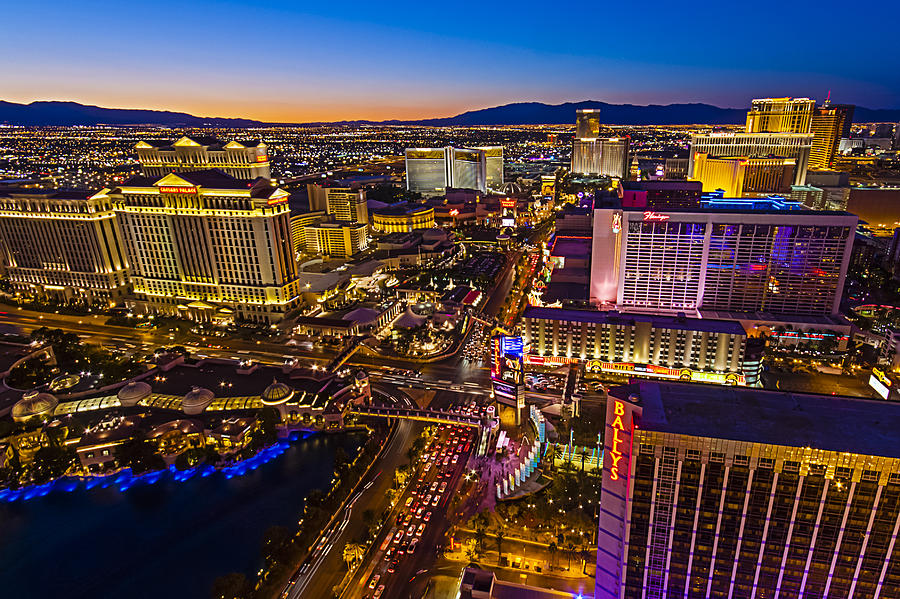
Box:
874;367;892;387
500;198;517;209
609;400;628;481
449;209;460;216
256;154;269;162
159;186;197;194
612;213;622;234
643;211;670;222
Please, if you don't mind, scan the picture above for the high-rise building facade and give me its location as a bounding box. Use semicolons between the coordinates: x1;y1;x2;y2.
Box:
810;104;855;169
572;137;630;178
576;108;602;138
405;146;500;195
598;380;900;599
303;221;367;258
688;133;813;185
589;203;856;315
691;154;796;197
476;146;504;190
322;187;368;225
521;307;752;385
746;97;816;134
100;170;298;323
0;189;130;304
134;136;271;180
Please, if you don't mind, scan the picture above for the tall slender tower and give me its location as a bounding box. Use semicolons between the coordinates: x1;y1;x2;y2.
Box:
810;103;855;169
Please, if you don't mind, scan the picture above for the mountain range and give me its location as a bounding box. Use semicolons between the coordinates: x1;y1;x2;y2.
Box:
1;99;899;127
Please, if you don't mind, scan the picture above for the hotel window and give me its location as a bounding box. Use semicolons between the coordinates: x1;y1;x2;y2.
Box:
710;452;725;463
734;455;750;467
758;457;775;469
784;460;800;473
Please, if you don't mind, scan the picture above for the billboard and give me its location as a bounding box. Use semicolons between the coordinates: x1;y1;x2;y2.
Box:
492;335;525;410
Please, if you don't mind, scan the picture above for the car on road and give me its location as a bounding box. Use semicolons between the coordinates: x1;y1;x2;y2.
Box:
432;494;440;507
416;523;425;536
440;482;447;493
416;507;424;519
404;497;413;507
387;560;398;574
407;539;419;554
407;524;416;536
374;584;385;598
424;494;432;505
393;530;404;544
424;511;431;522
368;574;381;589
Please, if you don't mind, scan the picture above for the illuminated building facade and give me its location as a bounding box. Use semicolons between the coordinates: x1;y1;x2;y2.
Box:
522;307;753;385
576;108;602;138
598;381;900;599
307;184;368;225
372;202;435;233
303;221;367;258
589;203;856;316
289;210;327;253
810;104;855;169
746;97;815;133
688;133;812;185
405;146;501;195
135;136;270;181
690;154;796;197
0;189;129;304
476;146;504;190
572;137;630;178
101;169;298;323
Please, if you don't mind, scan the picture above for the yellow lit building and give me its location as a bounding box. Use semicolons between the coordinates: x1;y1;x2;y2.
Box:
134;136;270;181
746;97;815;133
0;189;130;304
303;222;368;258
691;153;795;197
99;170;299;323
810;104;855;169
372;203;435;233
289;211;327;253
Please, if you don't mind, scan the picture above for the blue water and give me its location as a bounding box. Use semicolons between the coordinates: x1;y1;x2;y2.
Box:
0;433;361;599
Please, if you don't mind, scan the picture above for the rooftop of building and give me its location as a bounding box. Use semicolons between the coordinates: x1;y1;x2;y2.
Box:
610;380;900;459
136;137;263;150
0;188;93;201
550;236;592;259
698;310;850;327
373;201;433;216
523;307;747;335
118;170;283;198
622;180;702;190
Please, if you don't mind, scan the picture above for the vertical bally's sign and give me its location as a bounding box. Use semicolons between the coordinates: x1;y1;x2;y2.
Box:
606;399;633;488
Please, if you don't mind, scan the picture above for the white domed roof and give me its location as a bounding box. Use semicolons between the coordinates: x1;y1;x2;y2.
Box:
117;381;152;406
182;386;214;415
11;391;58;422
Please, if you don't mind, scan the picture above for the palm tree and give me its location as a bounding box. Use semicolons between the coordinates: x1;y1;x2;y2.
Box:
579;447;589;472
495;528;505;565
546;444;558;471
548;541;558;570
566;542;576;570
342;542;364;569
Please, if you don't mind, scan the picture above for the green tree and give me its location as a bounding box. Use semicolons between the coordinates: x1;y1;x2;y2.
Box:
494;527;505;564
261;525;290;566
114;433;165;475
548;541;558;570
210;573;251;599
30;445;76;483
